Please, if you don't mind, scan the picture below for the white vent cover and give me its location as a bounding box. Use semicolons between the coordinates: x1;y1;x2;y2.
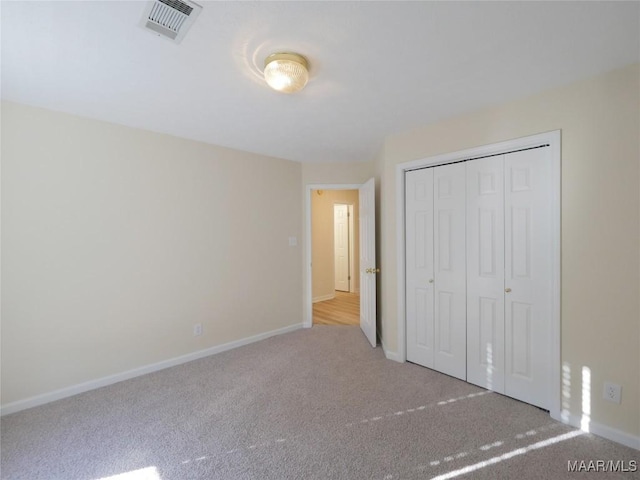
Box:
141;0;202;44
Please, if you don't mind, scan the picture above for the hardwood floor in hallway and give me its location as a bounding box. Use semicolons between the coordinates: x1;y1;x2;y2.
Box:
313;291;360;326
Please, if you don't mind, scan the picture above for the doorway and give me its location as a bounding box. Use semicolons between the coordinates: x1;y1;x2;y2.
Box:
310;189;360;326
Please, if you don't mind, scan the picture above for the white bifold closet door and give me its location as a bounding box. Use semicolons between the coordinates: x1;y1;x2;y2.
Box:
466;147;553;410
504;148;553;409
466;155;506;394
405;167;435;368
406;163;466;381
407;146;552;410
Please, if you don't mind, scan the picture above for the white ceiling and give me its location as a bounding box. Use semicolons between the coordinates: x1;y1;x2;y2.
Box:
2;1;639;164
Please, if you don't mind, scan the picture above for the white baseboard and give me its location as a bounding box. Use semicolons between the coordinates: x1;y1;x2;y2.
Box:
551;411;640;450
381;339;403;363
312;293;335;303
1;323;304;416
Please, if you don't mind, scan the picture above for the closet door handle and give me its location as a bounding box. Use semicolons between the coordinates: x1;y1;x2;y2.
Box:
505;288;512;293
428;279;434;284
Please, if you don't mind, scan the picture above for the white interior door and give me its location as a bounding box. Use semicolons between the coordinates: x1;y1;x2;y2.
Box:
359;178;377;347
405;168;435;368
334;204;350;292
433;163;467;380
504;147;552;410
466;155;506;393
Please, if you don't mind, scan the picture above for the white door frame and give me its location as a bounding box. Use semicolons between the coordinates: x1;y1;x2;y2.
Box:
305;184;362;328
396;130;561;419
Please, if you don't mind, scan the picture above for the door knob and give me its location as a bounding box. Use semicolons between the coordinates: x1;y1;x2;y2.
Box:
428;279;434;284
505;288;512;293
375;268;380;273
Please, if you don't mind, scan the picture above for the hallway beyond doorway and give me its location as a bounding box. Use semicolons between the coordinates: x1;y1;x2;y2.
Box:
313;292;359;326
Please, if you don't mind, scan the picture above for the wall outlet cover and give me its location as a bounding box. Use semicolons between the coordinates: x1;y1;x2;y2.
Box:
193;323;203;337
603;382;622;404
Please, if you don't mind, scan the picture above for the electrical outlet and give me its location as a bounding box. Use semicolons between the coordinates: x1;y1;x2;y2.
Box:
193;323;203;337
603;382;621;404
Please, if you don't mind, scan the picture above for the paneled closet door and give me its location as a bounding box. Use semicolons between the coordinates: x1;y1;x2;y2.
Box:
405;168;435;368
433;163;467;380
504;147;553;410
466;156;505;393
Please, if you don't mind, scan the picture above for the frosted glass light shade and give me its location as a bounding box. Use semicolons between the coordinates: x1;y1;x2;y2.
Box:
264;53;309;94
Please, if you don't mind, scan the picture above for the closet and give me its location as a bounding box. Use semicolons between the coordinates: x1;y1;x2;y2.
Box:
405;146;553;410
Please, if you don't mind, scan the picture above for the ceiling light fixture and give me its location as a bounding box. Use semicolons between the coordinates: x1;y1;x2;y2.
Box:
264;53;309;94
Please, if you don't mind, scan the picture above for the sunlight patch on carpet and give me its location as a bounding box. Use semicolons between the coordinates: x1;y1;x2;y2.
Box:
345;390;491;427
429;430;585;480
94;466;161;480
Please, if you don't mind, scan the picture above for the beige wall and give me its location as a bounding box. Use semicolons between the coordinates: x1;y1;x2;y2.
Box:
311;190;359;300
301;161;375;187
1;102;303;405
379;64;640;438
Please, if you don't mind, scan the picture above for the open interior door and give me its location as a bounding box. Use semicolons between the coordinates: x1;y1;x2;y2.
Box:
359;178;377;347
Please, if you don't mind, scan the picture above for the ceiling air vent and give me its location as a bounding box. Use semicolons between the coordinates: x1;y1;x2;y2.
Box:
141;0;202;44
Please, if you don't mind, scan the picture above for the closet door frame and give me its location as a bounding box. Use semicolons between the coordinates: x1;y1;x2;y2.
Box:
396;130;561;420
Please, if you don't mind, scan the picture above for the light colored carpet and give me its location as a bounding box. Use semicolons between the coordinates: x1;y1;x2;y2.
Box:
1;326;638;480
